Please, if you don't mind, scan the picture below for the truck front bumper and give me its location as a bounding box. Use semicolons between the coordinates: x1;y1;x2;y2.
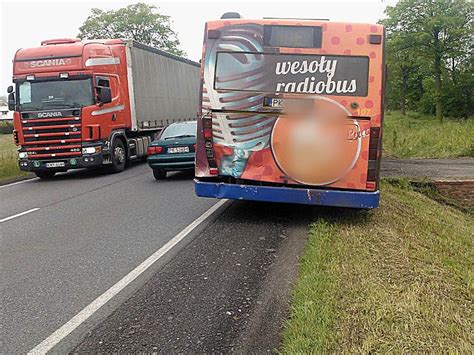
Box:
194;179;380;209
19;154;104;172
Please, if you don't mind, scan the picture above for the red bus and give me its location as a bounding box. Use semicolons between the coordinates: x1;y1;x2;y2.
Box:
195;14;385;208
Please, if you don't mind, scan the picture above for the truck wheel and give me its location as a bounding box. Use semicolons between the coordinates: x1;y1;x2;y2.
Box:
35;171;56;179
153;169;166;180
110;139;126;173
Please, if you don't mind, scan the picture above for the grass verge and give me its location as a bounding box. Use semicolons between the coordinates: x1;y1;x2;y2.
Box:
0;133;30;182
383;111;474;158
282;180;473;352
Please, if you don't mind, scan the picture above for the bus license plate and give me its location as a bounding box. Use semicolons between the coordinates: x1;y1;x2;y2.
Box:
168;147;189;154
46;161;65;168
264;97;284;108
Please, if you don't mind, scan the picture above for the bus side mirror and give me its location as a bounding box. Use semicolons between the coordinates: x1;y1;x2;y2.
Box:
96;86;112;105
7;86;15;111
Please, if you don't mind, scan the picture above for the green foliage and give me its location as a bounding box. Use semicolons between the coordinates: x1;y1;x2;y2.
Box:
380;0;473;120
0;121;13;134
383;111;474;158
78;3;184;56
0;134;29;181
282;182;473;352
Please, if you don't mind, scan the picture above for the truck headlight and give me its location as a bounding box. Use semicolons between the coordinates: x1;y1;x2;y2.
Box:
82;146;101;154
19;152;28;159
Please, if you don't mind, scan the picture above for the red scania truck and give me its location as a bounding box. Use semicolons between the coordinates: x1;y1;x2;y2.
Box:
7;38;200;178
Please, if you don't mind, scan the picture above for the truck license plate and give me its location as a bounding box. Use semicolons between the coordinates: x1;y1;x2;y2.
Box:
46;161;65;168
168;146;189;154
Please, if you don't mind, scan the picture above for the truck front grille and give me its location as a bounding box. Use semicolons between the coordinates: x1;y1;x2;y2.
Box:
20;110;82;159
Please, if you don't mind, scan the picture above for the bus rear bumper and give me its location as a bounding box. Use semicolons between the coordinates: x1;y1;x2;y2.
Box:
194;180;380;209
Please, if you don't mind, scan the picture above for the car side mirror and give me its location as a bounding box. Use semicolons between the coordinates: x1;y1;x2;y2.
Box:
96;86;112;105
7;86;15;110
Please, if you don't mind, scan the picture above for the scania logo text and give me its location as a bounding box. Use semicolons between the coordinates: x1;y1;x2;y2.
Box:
29;58;72;68
37;111;62;118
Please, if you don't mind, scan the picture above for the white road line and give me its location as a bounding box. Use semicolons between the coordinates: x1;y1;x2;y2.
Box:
0;208;40;223
0;177;39;189
28;199;228;355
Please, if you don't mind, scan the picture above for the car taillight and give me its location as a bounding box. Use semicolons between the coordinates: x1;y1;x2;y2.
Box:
147;146;163;155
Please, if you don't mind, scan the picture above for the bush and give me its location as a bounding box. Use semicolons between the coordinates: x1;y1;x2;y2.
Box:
0;121;14;134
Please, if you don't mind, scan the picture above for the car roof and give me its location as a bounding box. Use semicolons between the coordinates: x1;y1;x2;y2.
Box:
168;121;197;126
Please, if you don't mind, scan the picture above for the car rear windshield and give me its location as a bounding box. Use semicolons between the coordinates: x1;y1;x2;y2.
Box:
161;122;197;140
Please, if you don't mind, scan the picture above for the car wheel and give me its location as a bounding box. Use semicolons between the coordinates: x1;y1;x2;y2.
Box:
153;169;166;180
109;139;126;173
35;171;56;179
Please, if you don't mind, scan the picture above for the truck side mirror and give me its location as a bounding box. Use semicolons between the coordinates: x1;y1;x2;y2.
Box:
96;86;112;105
7;86;15;111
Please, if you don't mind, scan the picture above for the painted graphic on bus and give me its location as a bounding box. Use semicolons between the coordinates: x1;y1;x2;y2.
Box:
196;20;383;192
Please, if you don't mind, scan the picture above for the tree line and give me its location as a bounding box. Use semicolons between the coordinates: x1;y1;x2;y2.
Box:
380;0;473;121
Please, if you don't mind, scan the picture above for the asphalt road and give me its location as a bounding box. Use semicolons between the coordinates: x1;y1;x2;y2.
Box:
4;156;461;353
381;157;474;180
74;200;316;353
0;163;216;354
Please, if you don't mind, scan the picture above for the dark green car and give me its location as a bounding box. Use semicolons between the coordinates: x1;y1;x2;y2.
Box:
147;121;197;179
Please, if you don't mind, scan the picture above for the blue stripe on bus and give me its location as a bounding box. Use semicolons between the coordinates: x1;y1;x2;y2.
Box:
194;180;380;209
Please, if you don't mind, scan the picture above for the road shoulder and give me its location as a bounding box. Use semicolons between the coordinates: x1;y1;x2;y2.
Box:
73;201;313;353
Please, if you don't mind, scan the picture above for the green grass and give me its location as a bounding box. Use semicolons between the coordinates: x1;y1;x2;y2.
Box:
0;133;29;181
383;111;474;158
282;181;473;353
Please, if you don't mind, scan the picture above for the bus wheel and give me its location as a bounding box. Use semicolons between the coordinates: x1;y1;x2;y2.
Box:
110;139;126;173
35;171;56;179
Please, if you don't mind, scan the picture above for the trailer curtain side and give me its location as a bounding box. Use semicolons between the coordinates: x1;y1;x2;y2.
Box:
126;41;200;131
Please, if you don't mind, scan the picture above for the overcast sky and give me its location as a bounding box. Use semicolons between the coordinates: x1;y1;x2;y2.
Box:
0;0;396;94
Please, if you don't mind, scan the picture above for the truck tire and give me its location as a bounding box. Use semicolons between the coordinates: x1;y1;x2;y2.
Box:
153;169;166;180
110;139;126;173
35;171;56;179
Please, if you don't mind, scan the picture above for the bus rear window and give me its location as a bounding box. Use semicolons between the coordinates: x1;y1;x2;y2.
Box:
263;25;322;48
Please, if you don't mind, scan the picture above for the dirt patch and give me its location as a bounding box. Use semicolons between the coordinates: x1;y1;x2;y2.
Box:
381;157;474;210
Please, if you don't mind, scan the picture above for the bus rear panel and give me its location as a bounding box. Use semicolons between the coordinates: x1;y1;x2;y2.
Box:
195;18;384;209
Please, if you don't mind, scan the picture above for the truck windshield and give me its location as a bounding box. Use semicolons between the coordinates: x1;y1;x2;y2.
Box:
17;79;94;111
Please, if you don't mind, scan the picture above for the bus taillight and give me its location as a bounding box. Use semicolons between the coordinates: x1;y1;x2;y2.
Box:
203;116;213;138
367;126;381;188
202;115;218;174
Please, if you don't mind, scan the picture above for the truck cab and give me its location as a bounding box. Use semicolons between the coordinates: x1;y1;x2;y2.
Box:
8;38;135;177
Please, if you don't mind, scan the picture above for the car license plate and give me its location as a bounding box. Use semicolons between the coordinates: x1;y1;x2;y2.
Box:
168;146;189;154
264;97;284;108
46;161;65;168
